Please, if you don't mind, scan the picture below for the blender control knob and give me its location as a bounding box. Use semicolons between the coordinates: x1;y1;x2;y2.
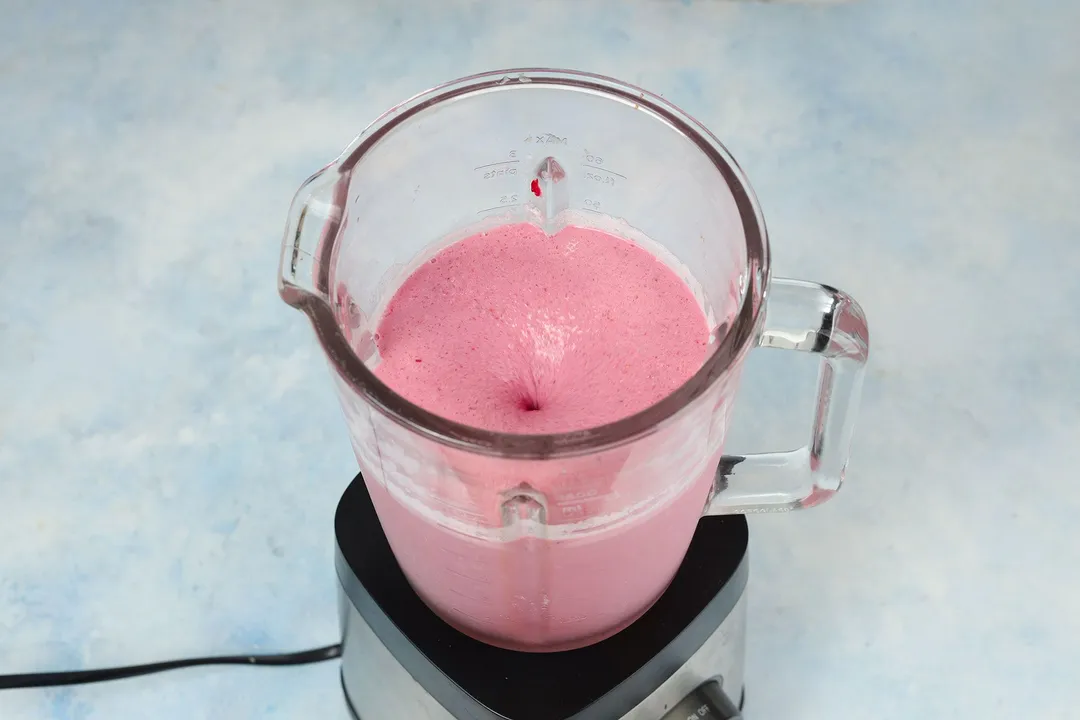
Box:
659;680;742;720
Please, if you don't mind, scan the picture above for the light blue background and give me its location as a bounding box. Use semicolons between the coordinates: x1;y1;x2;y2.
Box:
1;0;1078;718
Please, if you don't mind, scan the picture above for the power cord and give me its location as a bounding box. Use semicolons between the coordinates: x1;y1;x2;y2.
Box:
0;643;342;690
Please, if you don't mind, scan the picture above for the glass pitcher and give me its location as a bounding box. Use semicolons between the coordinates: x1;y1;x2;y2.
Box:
278;69;869;652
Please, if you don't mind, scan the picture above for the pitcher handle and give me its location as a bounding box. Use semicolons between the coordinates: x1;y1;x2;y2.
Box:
706;278;870;514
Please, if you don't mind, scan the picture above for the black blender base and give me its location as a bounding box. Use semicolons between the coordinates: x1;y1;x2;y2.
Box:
335;472;749;720
340;675;745;719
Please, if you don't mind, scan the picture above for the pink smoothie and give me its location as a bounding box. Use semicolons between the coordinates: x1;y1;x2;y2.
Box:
374;223;710;433
365;222;717;651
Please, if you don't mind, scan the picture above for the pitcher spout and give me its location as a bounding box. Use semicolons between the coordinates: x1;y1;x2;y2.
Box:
278;164;345;308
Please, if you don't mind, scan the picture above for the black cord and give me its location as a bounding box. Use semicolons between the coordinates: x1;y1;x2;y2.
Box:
0;643;342;691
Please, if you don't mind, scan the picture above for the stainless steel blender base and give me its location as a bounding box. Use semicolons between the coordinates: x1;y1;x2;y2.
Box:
339;589;746;720
335;472;749;720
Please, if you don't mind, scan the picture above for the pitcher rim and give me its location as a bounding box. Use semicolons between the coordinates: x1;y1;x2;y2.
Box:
287;68;771;459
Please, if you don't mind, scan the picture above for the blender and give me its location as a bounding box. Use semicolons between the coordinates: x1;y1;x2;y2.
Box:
279;69;869;719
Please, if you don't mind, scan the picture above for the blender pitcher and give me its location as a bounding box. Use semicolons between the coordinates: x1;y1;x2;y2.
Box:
279;69;869;652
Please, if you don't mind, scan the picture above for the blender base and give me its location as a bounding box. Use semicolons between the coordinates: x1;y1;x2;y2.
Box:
342;674;747;720
335;472;749;720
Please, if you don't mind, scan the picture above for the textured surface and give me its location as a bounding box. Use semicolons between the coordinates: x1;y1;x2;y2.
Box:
1;0;1078;718
375;223;709;434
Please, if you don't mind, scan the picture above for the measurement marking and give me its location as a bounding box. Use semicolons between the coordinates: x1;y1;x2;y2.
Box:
580;207;602;214
447;586;486;601
559;615;588;625
582;164;626;179
445;567;491;584
451;608;492;624
476;203;520;214
474;160;521;170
